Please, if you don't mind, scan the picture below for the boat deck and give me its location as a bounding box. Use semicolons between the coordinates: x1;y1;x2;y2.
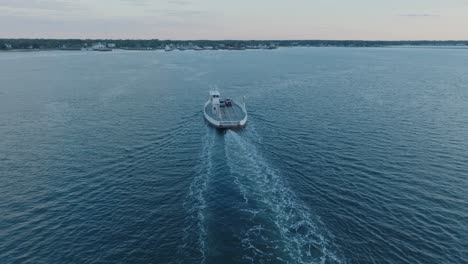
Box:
205;102;246;122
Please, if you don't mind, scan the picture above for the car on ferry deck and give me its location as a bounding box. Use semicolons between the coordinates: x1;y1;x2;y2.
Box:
219;99;226;107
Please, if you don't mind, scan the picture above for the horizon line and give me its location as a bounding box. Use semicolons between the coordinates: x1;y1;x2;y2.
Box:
1;38;468;42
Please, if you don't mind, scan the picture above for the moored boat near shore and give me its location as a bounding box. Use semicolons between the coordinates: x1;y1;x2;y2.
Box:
92;43;112;51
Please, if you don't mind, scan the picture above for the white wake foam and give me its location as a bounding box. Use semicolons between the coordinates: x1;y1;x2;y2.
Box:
224;130;342;264
178;128;214;264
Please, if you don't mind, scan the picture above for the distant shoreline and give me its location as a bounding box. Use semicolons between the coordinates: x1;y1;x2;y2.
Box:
1;39;467;51
1;45;468;53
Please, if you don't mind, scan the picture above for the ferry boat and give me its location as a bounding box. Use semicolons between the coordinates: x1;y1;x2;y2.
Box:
203;89;247;129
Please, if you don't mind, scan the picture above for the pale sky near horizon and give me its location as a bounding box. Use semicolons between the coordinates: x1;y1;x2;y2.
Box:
1;0;467;40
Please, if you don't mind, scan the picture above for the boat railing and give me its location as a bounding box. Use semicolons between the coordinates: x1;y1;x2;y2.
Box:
219;120;241;126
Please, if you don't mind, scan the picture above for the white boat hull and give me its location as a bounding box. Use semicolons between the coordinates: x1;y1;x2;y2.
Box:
203;100;247;129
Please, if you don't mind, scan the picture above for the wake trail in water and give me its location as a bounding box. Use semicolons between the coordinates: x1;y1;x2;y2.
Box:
225;130;343;264
178;128;214;264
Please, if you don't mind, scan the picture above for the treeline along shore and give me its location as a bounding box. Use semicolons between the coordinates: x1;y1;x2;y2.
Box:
1;39;468;51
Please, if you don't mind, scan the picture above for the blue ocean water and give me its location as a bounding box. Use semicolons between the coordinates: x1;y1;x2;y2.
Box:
0;48;467;264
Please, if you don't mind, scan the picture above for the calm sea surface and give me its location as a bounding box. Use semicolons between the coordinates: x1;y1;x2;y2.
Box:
1;48;467;264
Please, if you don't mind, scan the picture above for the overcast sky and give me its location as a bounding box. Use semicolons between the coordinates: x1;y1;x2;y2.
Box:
1;0;467;40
